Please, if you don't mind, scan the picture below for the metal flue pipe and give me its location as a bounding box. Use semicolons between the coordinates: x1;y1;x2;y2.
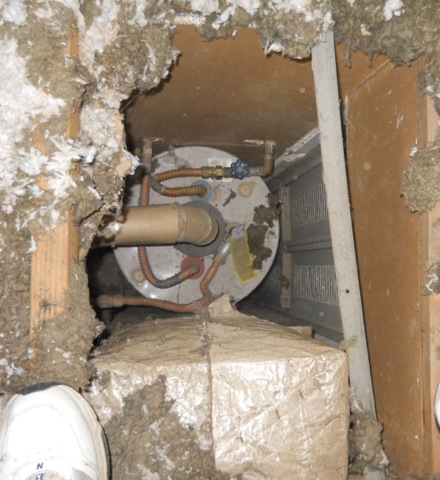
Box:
103;204;219;247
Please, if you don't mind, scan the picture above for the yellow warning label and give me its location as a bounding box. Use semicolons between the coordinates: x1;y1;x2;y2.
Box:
229;233;257;283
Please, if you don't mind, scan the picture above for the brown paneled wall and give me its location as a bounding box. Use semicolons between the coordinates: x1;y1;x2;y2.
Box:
345;58;440;476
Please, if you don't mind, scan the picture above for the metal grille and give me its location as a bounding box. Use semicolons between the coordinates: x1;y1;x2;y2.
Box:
264;263;282;294
292;183;328;227
292;265;339;306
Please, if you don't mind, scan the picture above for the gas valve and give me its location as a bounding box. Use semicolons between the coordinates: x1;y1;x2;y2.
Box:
231;159;250;180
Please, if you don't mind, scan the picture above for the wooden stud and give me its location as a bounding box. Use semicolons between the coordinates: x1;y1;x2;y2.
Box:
29;27;80;341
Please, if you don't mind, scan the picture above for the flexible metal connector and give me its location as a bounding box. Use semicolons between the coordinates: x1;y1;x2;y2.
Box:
150;168;207;197
97;229;234;312
138;246;200;289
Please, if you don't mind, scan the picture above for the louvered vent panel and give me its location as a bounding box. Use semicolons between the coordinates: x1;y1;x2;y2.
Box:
292;265;339;306
292;183;328;227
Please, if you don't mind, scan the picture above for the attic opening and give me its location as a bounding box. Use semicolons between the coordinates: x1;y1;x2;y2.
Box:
87;24;419;360
84;26;397;477
82;23;435;478
87;26;321;326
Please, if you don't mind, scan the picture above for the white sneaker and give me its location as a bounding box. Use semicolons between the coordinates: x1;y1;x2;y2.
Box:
0;383;108;480
435;381;440;428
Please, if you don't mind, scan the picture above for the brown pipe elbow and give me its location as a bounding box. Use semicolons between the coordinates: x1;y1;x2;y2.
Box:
177;205;219;246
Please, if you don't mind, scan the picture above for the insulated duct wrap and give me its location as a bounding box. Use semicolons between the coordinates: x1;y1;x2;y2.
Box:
87;296;349;479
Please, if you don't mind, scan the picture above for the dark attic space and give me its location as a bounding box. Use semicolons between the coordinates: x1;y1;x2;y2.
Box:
2;1;440;479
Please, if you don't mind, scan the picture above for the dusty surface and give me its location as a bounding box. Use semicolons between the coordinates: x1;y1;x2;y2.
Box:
88;297;349;479
104;377;230;480
248;193;280;269
421;261;440;295
347;386;388;474
0;0;176;392
0;2;100;390
349;409;387;474
332;1;440;212
402;138;440;213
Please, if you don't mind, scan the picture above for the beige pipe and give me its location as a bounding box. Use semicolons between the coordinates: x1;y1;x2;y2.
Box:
105;204;219;246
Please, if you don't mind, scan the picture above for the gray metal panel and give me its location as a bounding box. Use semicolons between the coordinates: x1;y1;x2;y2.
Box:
286;164;330;246
244;145;343;342
289;248;342;336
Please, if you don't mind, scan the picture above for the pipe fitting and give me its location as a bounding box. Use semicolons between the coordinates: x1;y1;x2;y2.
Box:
96;294;125;309
177;205;219;246
201;166;232;179
249;140;275;177
142;138;153;173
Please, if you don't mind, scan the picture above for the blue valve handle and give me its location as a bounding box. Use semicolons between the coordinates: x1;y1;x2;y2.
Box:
230;159;250;180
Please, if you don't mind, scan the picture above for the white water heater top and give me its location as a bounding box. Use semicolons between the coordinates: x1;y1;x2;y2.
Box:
114;146;279;304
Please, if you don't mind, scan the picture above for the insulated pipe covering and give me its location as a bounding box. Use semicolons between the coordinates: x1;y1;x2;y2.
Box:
110;204;219;246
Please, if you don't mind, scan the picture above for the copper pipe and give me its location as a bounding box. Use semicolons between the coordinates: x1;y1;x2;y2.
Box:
97;231;231;312
249;140;275;177
102;292;212;312
139;172;150;205
138;246;200;289
136;173;201;288
151;168;206;197
97;260;221;313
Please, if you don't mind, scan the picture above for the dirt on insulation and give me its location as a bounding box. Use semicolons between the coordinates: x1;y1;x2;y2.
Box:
104;376;230;480
248;193;280;270
89;307;232;479
349;410;387;474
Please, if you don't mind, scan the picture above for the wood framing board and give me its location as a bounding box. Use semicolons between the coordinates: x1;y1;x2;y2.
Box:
418;92;440;473
312;32;385;480
29;27;80;339
29;216;79;338
344;57;426;476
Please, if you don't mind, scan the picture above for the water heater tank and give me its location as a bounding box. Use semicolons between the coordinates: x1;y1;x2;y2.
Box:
114;146;279;305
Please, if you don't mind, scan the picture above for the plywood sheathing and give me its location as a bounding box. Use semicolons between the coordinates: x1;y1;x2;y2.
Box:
345;58;432;477
124;27;318;161
125;28;388;164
